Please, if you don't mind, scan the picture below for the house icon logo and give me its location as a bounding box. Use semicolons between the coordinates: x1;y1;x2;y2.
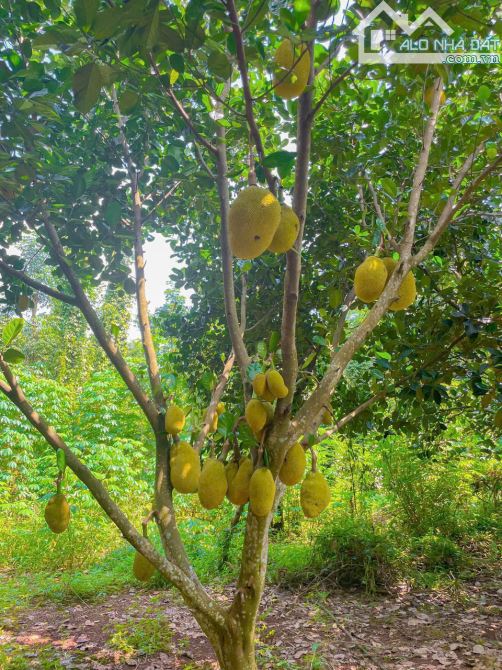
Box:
352;1;455;64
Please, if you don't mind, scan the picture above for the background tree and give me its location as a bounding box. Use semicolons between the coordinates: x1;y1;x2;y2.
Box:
0;0;500;668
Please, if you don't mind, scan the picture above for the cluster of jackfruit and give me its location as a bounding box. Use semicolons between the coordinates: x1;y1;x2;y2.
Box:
44;494;71;534
229;187;300;260
354;256;416;311
245;370;289;439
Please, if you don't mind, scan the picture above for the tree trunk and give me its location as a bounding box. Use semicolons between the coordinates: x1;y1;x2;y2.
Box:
214;623;258;670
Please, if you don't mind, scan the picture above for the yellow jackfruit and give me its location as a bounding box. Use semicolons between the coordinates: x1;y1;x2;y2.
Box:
354;256;388;303
266;370;289;399
263;401;275;425
381;257;417;311
245;399;268;433
133;551;156;581
44;494;70;534
227;457;253;505
225;461;239;489
216;402;225;415
274;39;310;99
321;409;332;424
424;86;446;108
209;411;218;434
252;373;275;401
279;442;306;486
165;405;185;435
268;205;300;253
170;441;200;493
229;186;281;260
301;471;331;518
249;467;276;517
198;458;228;510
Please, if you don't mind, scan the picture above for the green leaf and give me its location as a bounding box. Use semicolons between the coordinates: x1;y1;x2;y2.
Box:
2;347;24;364
158;25;185;53
72;63;103;114
477;85;490;103
262;150;296;178
32;25;81;48
170;69;179;86
105;200;121;226
207;50;232;80
246;361;262;382
2;318;24;346
144;7;160;49
92;8;124;39
268;331;280;353
257;340;267;359
56;449;66;472
74;0;98;30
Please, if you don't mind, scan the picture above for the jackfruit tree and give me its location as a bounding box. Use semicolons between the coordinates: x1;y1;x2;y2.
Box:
0;1;500;668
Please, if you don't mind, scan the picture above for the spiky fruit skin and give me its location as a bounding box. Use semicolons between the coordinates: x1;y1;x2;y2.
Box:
245;399;268;433
44;494;70;533
170;442;200;493
227;457;253;505
263;402;274;425
133;551;156;581
165;405;185;435
301;471;331;518
279;442;306;486
249;467;276;517
198;458;228;510
209;412;218;433
268;205;300;253
216;402;225;415
225;461;239;488
252;373;275;401
381;257;417;311
354;256;388;303
266;370;289;399
424;86;446;108
229;186;281;259
274;39;310;99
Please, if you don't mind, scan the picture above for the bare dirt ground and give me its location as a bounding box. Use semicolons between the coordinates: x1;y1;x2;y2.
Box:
1;578;501;669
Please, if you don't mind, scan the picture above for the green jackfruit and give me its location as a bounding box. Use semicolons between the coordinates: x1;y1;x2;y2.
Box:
252;373;275;401
279;442;306;486
229;186;281;259
354;256;388;303
170;441;200;493
274;39;310;99
249;467;276;517
301;471;331;518
245;399;268;433
165;405;185;435
44;494;70;534
133;551;156;581
198;458;228;510
381;257;417;311
227;457;253;505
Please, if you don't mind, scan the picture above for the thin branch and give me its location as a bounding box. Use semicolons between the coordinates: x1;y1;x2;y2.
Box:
225;0;275;192
41;216;158;430
278;6;317;414
412;149;501;266
400;77;443;256
149;54;217;156
0;258;77;305
111;87;165;411
309;64;356;119
0;355;222;628
332;289;355;351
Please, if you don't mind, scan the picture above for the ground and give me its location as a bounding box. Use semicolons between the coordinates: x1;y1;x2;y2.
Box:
1;579;501;670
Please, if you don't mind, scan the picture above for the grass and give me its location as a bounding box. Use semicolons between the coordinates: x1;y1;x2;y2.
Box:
0;642;76;670
107;614;172;656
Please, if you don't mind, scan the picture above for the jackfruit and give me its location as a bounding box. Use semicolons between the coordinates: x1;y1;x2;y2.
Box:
354;256;388;303
229;186;281;259
274;39;310;99
44;494;70;533
133;551;156;581
227;457;253;505
209;411;218;434
225;461;239;489
263;401;275;424
300;471;331;518
245;399;268;433
321;409;332;424
216;402;225;415
252;373;275;401
266;370;289;399
170;441;200;493
249;467;276;517
424;86;446;108
198;458;228;509
268;205;300;253
381;257;417;311
165;405;185;435
279;442;306;486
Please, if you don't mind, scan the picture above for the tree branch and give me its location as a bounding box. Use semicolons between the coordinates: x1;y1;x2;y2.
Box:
0;258;77;306
111;87;165;411
0;355;223;629
41;216;159;430
225;0;275;192
309;64;355;119
279;8;317;414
